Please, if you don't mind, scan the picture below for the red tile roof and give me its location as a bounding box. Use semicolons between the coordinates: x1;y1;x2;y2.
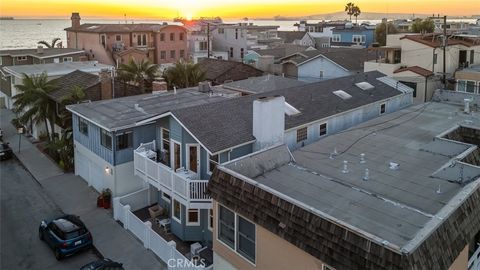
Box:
65;23;186;33
394;66;434;77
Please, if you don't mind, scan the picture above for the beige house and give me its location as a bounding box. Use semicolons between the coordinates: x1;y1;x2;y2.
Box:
65;13;188;67
365;33;480;103
208;95;480;270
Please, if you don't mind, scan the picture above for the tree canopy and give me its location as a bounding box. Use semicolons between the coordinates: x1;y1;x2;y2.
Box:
411;18;435;34
375;22;399;46
117;58;159;93
162;59;207;89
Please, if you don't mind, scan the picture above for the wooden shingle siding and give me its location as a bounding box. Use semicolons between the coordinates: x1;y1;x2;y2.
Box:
208;168;480;270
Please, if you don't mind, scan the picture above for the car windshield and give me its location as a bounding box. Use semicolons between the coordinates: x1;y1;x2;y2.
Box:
64;228;86;239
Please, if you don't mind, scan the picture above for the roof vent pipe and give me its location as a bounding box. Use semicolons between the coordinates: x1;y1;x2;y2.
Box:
363;169;369;181
341;160;349;173
173;86;177;95
329;147;338;159
360;153;366;164
464;98;472;114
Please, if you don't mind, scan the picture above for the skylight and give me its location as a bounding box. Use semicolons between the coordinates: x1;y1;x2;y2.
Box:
87;25;99;29
333;90;352;100
284;101;301;116
355;82;375;91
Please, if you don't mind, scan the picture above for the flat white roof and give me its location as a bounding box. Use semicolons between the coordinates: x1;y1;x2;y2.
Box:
3;61;114;78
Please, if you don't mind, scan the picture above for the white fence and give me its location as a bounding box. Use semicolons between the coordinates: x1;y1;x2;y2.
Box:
113;191;213;270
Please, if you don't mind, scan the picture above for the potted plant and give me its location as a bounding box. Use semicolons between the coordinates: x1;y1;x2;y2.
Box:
102;188;112;209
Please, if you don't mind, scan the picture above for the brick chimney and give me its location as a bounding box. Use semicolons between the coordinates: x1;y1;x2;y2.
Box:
71;12;81;29
152;80;168;92
99;69;112;100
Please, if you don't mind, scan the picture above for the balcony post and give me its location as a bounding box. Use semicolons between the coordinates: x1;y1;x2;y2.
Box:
123;205;131;229
144;221;152;249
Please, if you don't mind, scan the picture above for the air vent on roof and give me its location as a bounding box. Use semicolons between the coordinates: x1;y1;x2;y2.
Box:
284;101;301;116
333;90;352;100
355;82;375;91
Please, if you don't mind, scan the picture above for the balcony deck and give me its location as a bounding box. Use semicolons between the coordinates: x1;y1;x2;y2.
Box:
134;141;212;209
133;206;213;267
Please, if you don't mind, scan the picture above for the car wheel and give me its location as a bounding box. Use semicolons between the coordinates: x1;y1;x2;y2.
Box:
39;230;44;241
54;249;63;261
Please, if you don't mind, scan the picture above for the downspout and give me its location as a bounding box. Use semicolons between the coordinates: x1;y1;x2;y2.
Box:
112;131;117;197
424;76;428;103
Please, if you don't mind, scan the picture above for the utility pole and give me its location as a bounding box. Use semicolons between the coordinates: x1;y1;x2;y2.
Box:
207;23;211;59
442;15;447;87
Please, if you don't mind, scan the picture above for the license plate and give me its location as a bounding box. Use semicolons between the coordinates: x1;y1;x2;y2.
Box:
75;240;81;246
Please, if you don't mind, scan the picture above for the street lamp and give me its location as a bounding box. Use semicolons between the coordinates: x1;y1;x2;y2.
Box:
17;126;24;153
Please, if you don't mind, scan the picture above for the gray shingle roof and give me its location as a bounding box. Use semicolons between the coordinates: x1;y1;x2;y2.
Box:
172;71;405;153
0;48;84;58
221;75;307;94
277;31;306;43
67;87;235;131
280;50;323;65
317;47;378;71
198;58;264;84
48;70;99;103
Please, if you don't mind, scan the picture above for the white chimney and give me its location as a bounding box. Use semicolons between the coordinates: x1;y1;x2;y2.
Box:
252;95;285;151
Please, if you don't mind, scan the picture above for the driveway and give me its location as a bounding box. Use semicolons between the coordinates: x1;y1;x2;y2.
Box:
0;158;100;270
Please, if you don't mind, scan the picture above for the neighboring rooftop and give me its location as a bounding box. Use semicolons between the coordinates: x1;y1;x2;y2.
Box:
0;48;84;58
400;34;480;48
171;71;409;153
252;44;309;60
332;25;374;32
211;100;480;269
2;61;113;77
277;31;306;43
64;23;182;33
67;86;239;131
48;70;100;103
198;58;264;85
317;47;378;72
280;50;323;66
221;75;307;94
394;66;434;77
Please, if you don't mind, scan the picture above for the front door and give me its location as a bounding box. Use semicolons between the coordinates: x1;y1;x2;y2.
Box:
186;144;200;177
171;141;181;172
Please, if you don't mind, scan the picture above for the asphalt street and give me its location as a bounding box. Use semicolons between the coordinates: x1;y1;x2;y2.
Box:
0;157;100;270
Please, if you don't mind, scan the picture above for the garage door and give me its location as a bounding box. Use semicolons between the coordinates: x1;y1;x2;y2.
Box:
76;150;90;184
89;163;105;193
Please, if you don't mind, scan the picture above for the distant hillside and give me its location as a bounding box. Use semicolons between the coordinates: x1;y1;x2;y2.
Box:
262;11;430;21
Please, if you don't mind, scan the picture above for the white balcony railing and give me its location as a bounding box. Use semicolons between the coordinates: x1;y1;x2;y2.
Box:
134;141;211;208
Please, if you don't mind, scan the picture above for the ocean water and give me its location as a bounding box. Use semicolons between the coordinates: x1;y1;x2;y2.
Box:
0;18;476;50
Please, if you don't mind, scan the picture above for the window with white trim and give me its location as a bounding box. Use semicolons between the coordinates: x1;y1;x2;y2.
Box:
296;127;308;143
323;264;335;270
218;205;256;264
218;205;235;249
17;56;27;61
162;191;171;202
352;35;366;44
208;208;213;231
331;34;341;42
116;131;133;150
319;123;327;137
78;118;88;136
115;34;122;41
208;154;219;174
218;28;224;34
62;57;73;62
172;199;182;223
380;103;386;115
187;209;200;226
101;129;112;150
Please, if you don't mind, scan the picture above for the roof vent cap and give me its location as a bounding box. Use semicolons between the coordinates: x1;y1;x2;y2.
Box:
389;162;399;170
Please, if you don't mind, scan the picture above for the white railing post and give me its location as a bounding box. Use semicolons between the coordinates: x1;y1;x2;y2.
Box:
187;179;191;201
113;197;120;220
168;240;177;270
123;205;131;229
144;221;152;249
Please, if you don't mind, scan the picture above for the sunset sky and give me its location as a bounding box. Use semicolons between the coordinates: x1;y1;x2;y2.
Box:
0;0;478;19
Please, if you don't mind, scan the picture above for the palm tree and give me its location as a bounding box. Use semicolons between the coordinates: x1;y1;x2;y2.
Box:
59;85;86;126
117;59;159;93
162;59;206;89
46;128;74;171
37;37;61;48
352;6;361;24
13;72;57;142
345;2;355;21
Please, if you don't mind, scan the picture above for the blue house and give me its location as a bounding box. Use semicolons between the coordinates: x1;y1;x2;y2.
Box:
331;24;375;48
67;71;413;265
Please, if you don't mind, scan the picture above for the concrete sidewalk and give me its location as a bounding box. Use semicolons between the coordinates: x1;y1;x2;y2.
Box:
1;109;166;270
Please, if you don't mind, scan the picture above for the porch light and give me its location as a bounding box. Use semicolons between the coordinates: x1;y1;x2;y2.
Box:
105;166;112;175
